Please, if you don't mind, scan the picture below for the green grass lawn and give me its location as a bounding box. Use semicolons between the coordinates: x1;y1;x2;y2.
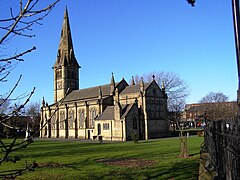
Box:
1;136;203;180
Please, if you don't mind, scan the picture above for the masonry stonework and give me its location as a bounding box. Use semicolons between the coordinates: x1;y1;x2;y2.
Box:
40;8;169;141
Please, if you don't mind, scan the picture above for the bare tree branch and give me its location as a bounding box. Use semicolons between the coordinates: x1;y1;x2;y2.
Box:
0;46;36;62
0;1;60;178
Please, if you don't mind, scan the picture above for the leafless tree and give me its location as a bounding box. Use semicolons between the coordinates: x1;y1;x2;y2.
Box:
0;98;11;115
23;101;41;134
0;0;60;178
199;92;229;103
197;93;236;119
197;92;237;120
132;71;189;112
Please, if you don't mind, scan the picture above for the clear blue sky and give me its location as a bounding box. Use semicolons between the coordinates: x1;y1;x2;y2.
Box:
1;0;238;105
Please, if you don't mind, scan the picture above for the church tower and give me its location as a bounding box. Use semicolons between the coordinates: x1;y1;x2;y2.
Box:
53;8;80;103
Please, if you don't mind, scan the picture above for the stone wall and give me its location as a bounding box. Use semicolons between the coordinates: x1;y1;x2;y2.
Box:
202;117;240;179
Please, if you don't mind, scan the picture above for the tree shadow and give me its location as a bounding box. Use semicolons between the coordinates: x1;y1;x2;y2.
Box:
145;159;199;179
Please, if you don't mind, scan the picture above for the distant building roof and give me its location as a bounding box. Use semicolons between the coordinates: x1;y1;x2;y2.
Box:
186;101;238;113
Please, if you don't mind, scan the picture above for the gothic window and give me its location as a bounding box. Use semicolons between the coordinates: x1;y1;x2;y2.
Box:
159;101;165;119
97;123;101;135
160;101;164;112
51;115;55;130
60;111;65;129
79;109;85;128
147;100;152;119
132;115;138;129
67;70;74;79
90;108;96;128
69;110;74;129
152;100;156;118
147;100;151;110
156;101;160;110
72;71;75;79
44;126;47;136
153;88;156;96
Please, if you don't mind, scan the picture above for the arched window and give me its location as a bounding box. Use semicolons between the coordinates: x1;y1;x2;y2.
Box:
79;109;85;128
151;100;156;118
60;111;65;129
97;123;101;135
160;101;164;112
147;100;151;110
90;108;96;128
44;126;47;136
51;115;55;130
153;88;156;96
69;110;74;129
132;115;138;129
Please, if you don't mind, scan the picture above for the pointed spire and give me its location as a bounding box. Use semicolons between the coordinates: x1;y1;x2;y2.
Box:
111;72;115;86
131;76;135;85
140;77;144;87
162;81;165;91
140;77;144;92
114;87;120;105
54;7;79;68
42;97;45;107
110;72;116;95
98;86;102;99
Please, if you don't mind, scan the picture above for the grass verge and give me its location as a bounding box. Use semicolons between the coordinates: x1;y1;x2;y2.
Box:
1;136;203;180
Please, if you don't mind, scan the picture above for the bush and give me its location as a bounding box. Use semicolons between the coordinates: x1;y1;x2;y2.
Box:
131;132;139;144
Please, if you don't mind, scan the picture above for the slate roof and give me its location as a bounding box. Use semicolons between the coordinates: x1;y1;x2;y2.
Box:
96;106;114;120
96;103;135;121
63;80;152;102
120;83;151;95
64;83;114;102
121;104;134;119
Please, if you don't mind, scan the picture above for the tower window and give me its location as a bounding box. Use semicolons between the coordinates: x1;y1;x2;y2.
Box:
56;70;62;79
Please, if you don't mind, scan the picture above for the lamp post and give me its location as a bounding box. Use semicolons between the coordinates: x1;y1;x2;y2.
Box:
187;0;240;107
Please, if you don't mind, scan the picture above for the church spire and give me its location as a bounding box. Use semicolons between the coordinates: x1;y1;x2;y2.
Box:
53;8;80;103
110;73;115;95
54;7;79;68
140;77;144;92
111;72;115;86
131;76;135;85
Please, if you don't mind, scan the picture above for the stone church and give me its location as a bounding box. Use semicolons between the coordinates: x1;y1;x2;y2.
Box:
40;8;169;141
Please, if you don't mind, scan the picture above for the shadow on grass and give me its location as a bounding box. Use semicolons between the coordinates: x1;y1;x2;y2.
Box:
145;158;199;180
63;156;199;179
